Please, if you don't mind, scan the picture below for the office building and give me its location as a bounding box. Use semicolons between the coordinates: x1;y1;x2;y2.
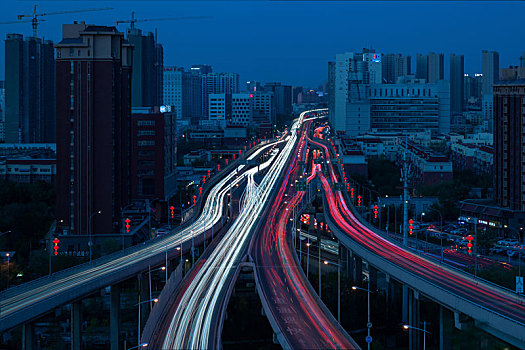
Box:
382;53;411;83
130;107;176;201
264;82;292;116
231;93;253;126
208;93;253;127
427;52;444;83
201;72;239;118
208;93;231;128
127;28;163;107
493;80;525;211
500;66;525;81
292;86;303;104
368;79;450;134
4;34;55;143
163;66;184;118
55;23;133;236
450;54;465;115
251;90;274;125
246;81;263;92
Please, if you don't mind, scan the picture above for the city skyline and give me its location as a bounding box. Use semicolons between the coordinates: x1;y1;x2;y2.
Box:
0;1;524;86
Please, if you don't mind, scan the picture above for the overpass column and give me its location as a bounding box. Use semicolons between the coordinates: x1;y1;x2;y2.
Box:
353;255;362;283
22;322;34;350
345;248;355;281
402;285;408;323
110;284;121;350
439;305;444;350
369;266;378;290
71;301;82;350
408;290;420;350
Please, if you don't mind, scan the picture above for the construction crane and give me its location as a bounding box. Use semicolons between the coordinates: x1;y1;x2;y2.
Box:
116;12;211;30
0;5;113;37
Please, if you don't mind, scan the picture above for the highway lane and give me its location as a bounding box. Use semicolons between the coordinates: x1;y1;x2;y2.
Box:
159;113;309;349
308;133;525;345
0;139;281;331
252;112;359;350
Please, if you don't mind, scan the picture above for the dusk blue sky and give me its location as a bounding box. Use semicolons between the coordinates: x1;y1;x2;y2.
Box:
1;1;524;87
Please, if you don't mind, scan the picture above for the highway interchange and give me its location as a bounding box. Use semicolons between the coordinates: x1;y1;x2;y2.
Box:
1;109;524;349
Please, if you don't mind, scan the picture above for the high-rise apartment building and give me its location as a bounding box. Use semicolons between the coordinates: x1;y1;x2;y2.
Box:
427;52;444;83
493;80;525;211
382;54;411;83
55;23;133;237
481;50;499;127
450;54;465;115
127;28;163;107
0;81;4;142
481;50;499;96
4;34;55;143
130;107;177;201
464;73;483;105
415;54;428;81
328;49;382;135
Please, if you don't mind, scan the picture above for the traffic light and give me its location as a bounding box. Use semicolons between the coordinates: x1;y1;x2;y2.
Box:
357;195;362;206
466;235;474;254
409;219;414;235
374;205;378;219
350;188;355;198
170;206;175;219
125;218;131;233
52;237;60;256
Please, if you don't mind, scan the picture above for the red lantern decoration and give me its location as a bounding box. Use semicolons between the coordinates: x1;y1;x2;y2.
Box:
125;218;131;233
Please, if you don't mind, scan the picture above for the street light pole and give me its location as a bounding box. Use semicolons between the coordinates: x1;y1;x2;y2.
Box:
323;259;341;323
428;207;444;263
352;283;372;349
403;322;430;350
6;253;10;288
88;210;101;262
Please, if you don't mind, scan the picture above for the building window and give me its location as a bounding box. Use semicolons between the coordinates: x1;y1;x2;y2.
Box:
69;48;74;56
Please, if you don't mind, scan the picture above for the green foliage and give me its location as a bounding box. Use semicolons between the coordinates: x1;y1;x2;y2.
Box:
0;181;55;262
366;157;403;196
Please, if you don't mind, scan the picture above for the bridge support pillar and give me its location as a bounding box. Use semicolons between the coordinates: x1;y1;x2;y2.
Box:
110;284;121;350
369;266;378;290
345;248;354;281
138;273;150;339
408;289;420;350
402;285;408;323
71;301;82;350
454;311;469;330
22;322;34;350
353;255;362;283
439;305;444;350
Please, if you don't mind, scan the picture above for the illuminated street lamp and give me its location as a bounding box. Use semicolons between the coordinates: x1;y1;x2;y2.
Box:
323;259;341;323
403;322;430;350
352;281;372;350
124;342;148;350
88;210;102;262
